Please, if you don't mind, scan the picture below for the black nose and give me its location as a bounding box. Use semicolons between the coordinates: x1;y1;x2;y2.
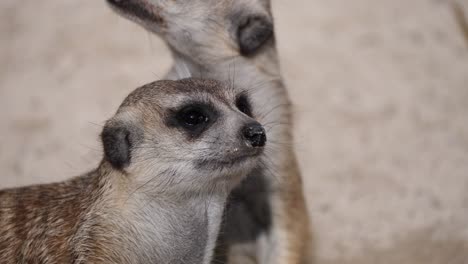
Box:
242;123;266;147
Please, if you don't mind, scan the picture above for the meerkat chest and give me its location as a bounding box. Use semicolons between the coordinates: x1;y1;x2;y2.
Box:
116;194;226;264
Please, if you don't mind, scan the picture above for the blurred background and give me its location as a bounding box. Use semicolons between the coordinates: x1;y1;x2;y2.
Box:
1;0;468;263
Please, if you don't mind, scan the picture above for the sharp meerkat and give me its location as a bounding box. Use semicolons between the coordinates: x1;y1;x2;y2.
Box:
0;78;268;264
107;0;310;263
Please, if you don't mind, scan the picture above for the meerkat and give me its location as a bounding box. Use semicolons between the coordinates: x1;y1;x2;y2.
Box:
0;78;268;264
107;1;310;263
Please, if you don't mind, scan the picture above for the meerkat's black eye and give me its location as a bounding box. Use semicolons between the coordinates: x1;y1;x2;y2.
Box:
166;102;218;138
179;107;209;127
168;103;218;139
236;93;253;117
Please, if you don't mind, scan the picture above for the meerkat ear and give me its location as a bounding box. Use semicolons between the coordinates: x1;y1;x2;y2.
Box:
237;15;274;56
101;120;137;170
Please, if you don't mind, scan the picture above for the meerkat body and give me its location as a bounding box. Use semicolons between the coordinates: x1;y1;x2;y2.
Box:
108;1;310;263
0;78;267;263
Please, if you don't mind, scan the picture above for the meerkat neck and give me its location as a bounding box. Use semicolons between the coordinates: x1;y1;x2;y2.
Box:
90;162;230;264
99;186;227;264
167;46;283;85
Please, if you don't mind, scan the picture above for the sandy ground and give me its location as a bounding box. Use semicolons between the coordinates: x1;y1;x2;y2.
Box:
1;0;468;263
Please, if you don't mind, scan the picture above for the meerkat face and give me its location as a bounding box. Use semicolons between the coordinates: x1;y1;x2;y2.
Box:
107;0;274;59
101;78;266;191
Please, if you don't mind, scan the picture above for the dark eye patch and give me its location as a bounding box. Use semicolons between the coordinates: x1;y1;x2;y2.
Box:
235;93;253;117
165;102;218;139
237;15;273;56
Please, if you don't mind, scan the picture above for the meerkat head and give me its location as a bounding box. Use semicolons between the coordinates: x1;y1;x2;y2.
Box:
101;78;266;193
107;0;274;59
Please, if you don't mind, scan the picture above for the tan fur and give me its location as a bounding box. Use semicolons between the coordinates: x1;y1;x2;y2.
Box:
0;78;266;263
107;0;310;263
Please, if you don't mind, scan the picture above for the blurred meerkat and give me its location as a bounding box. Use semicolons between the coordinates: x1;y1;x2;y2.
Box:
0;78;267;264
107;0;310;263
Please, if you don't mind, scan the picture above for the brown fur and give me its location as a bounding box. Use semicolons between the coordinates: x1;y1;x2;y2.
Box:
0;172;99;263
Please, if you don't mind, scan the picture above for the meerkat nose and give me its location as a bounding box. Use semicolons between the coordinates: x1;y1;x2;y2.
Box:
242;122;267;148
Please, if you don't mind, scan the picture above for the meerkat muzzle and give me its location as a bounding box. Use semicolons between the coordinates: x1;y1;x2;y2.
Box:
242;122;267;148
